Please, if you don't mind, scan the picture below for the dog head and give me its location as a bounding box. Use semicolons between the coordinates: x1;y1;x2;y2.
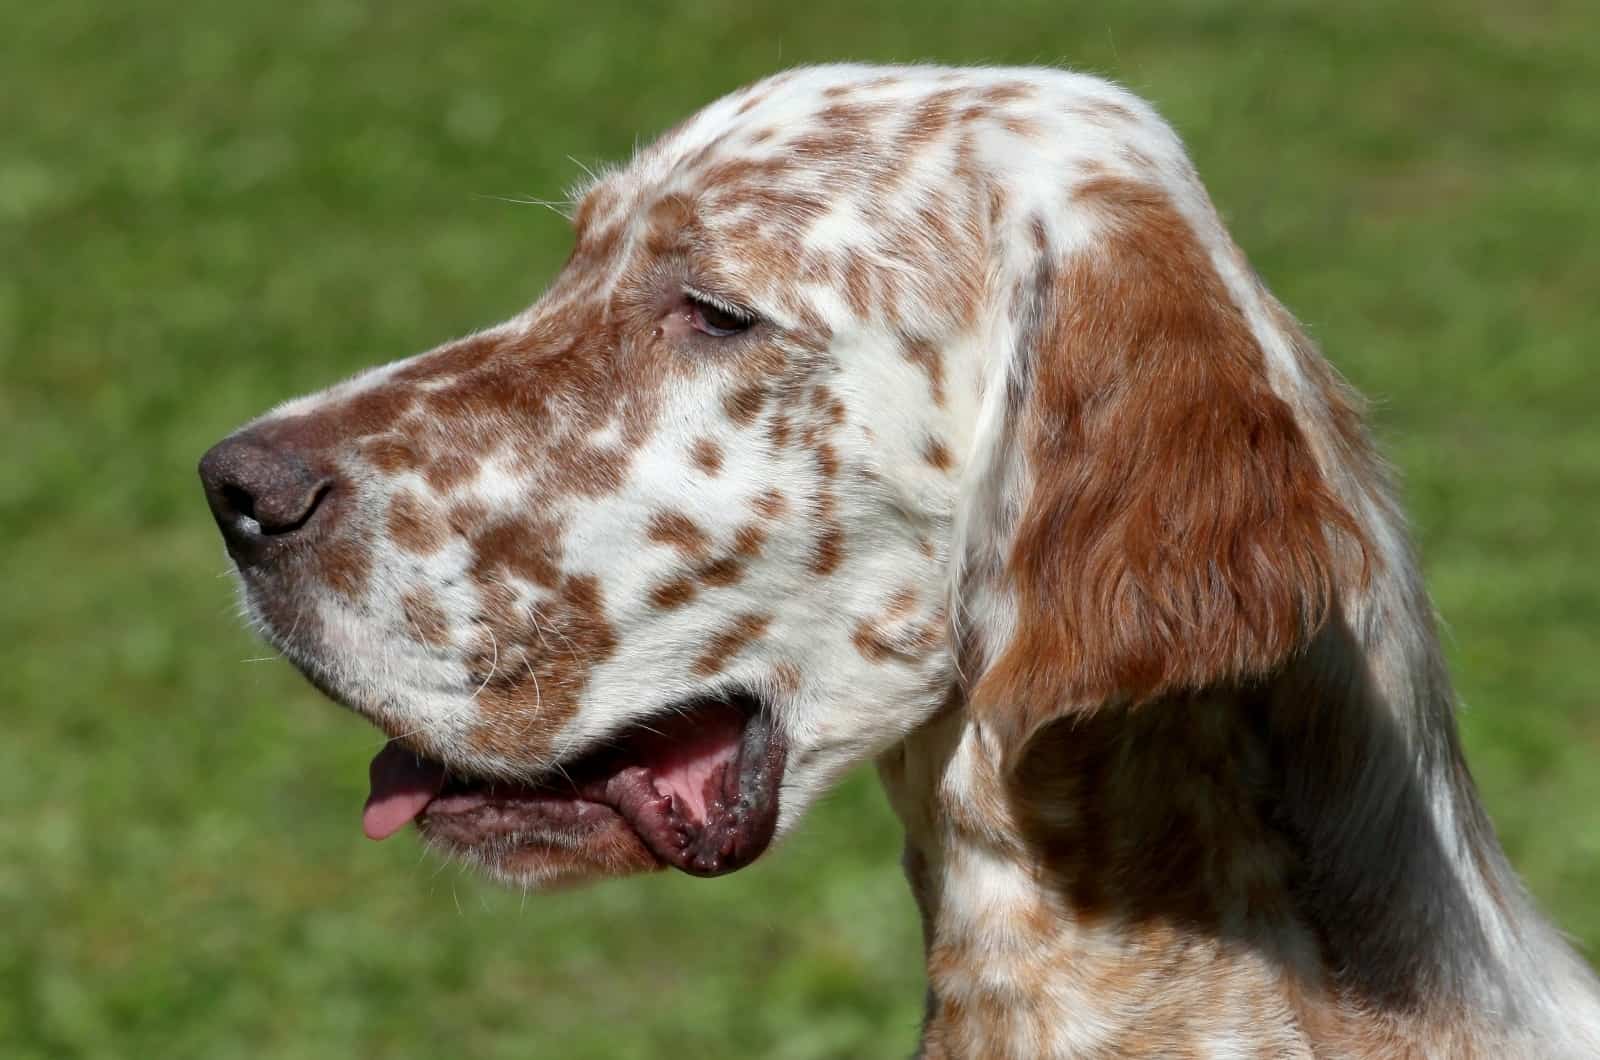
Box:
201;64;1356;888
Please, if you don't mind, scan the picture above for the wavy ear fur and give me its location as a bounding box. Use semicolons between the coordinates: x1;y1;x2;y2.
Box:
968;176;1363;756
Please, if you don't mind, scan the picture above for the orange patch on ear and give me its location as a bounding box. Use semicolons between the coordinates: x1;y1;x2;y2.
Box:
974;178;1364;755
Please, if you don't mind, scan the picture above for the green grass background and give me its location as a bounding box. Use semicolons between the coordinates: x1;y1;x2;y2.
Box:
4;1;1597;1056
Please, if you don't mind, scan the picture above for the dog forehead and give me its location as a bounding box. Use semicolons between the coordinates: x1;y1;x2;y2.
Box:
567;66;1038;339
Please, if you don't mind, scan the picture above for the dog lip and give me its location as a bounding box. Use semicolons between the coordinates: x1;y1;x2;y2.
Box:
604;705;787;877
389;693;786;878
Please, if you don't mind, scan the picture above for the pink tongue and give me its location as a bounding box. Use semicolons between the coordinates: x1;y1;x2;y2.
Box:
362;741;447;841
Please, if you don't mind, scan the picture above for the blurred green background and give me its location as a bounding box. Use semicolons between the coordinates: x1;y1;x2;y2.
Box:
4;1;1597;1056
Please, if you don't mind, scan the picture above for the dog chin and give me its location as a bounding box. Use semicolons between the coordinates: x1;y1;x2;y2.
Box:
420;815;665;891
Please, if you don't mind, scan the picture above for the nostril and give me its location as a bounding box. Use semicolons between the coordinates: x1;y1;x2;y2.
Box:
221;483;259;525
199;432;336;562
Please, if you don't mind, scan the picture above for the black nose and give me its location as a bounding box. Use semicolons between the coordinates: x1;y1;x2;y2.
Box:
198;432;334;567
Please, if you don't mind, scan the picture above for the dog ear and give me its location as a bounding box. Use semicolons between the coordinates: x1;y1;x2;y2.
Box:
960;176;1364;759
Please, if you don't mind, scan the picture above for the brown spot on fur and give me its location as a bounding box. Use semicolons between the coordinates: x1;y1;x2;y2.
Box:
843;255;872;316
646;511;711;558
468;574;618;758
689;437;724;475
923;437;954;472
391;330;505;388
575;220;622;262
854;621;898;663
818;100;890;129
853;589;943;664
811;523;844;575
543;437;629;498
722;383;767;426
811;384;847;426
362;435;421;473
752;489;787;520
447;500;489;538
649;578;697;610
916;204;956;258
336;385;414;437
699;156;790;195
899;89;961;149
401;588;450;647
902;338;947;406
571;182;619;238
422;451;479;493
690;520;768;590
789;129;871;160
982;82;1034;105
695;556;746;588
1002;115;1040;139
470;518;563;589
792;306;833;348
767;411;791;450
387;490;447;556
987;183;1008;226
317;535;370;600
1071;98;1139;128
771;661;802;695
1076;158;1111;182
814;442;839;479
643;193;697;256
692;612;772;677
731;523;766;557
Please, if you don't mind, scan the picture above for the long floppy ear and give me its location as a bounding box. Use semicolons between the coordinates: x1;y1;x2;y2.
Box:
964;176;1364;757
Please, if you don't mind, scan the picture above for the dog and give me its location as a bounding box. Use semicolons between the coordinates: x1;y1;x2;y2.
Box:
199;64;1600;1057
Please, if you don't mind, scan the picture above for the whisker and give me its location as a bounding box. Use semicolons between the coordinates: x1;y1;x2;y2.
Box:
512;659;545;740
470;627;500;701
567;154;601;186
470;191;576;220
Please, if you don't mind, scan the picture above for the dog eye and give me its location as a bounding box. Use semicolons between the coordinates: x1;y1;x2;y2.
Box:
686;292;755;337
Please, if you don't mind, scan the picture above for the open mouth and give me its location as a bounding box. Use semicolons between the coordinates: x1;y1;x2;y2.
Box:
362;692;786;878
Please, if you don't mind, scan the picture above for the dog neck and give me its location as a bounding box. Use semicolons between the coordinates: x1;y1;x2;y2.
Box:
878;612;1600;1057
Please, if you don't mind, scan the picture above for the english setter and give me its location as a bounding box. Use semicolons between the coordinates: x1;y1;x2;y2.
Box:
199;65;1600;1057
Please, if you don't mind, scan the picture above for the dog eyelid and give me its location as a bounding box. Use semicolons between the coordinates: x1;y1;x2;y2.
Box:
683;286;757;337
